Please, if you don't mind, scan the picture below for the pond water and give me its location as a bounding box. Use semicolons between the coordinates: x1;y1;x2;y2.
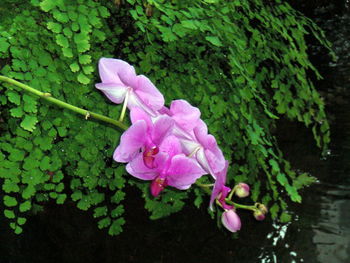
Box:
1;3;350;263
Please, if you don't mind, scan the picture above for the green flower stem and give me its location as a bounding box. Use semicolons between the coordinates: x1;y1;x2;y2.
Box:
225;199;256;211
227;185;237;200
0;76;128;131
196;182;257;212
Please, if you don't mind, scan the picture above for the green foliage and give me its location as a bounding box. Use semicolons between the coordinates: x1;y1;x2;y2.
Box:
0;0;331;235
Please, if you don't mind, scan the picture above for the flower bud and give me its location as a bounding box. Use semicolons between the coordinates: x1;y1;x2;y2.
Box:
150;177;167;197
235;183;250;198
221;210;241;233
253;210;265;221
257;203;268;214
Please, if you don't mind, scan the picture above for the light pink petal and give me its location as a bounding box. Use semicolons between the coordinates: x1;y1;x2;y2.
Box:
157;106;171;116
151;116;174;146
127;92;157;116
221;210;241;233
193;119;209;147
205;147;226;174
113;121;147;162
134;75;164;111
196;148;213;175
159;135;182;158
178;138;200;156
95;83;128;104
130;107;153;128
98;58;136;84
209;161;229;210
170;100;201;131
166;154;206;189
126;153;158;180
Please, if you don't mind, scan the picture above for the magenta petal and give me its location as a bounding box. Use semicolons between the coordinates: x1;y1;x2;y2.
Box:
193;120;209;146
130;107;153;128
166;154;206;189
98;58;136;84
209;161;229;210
158;136;182;158
126;153;158;180
151;116;174;146
169;100;201;131
95;83;128;104
205;147;226;174
221;210;241;233
134;75;164;111
113;121;147;162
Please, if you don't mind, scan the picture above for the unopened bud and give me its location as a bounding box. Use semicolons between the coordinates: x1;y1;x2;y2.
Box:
257;203;268;214
221;210;241;232
253;210;265;221
235;183;250;198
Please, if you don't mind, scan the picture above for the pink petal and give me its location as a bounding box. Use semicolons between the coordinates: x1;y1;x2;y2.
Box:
169;100;201;131
98;58;136;84
205;146;226;174
134;75;164;111
113;121;147;162
127;92;157;116
159;136;182;158
196;148;213;175
151;116;174;146
126;153;158;180
221;210;241;233
95;83;128;104
166;154;206;189
209;161;229;210
130;107;153;128
193;120;209;146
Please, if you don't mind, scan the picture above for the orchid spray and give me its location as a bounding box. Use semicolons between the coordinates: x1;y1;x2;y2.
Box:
96;58;268;233
0;58;268;234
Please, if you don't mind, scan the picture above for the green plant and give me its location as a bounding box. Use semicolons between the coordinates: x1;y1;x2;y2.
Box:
0;0;333;235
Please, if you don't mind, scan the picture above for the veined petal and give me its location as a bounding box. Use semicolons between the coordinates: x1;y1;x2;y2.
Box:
205;147;226;174
126;153;158;180
196;148;213;176
98;58;136;84
166;154;206;189
151;116;174;146
95;83;128;104
134;75;164;111
127;92;157;116
179;138;201;156
159;135;182;158
130;107;153;128
193;119;209;146
170;100;201;132
113;120;147;162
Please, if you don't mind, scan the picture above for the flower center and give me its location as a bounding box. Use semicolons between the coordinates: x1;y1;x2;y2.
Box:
143;146;159;168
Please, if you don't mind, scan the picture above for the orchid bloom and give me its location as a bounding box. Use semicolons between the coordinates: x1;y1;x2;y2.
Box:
95;58;164;116
114;107;174;168
209;161;233;210
126;136;206;196
161;100;226;177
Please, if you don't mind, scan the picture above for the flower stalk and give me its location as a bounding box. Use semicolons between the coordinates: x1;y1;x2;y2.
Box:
0;76;128;131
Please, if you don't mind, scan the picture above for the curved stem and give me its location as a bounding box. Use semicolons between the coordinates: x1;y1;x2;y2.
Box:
0;76;128;131
225;199;256;211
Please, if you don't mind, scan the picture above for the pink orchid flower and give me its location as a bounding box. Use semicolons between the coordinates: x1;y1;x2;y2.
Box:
95;58;164;116
159;100;225;177
126;136;206;196
209;161;233;210
114;108;174;168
